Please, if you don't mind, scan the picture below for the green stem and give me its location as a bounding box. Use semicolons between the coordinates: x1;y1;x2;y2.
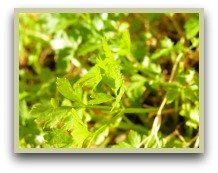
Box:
85;105;112;110
71;104;159;114
123;108;158;114
80;105;159;114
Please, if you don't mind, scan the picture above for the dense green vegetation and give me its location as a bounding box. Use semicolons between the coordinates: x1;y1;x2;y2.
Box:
19;13;200;149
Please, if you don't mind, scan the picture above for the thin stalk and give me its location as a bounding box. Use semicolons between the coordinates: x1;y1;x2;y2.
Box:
75;105;159;114
184;133;199;148
85;105;112;110
140;53;183;148
194;135;199;148
123;108;159;114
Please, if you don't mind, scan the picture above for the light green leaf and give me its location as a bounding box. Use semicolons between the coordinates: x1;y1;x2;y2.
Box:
151;48;171;60
113;130;141;148
77;66;102;90
184;15;199;39
118;30;132;56
30;104;72;128
112;141;132;148
71;109;90;147
122;30;131;51
45;129;73;148
180;103;199;129
127;130;141;148
102;38;114;60
85;124;108;148
88;93;114;105
96;59;123;94
77;41;101;56
160;37;174;48
98;40;124;94
50;98;59;108
183;85;198;101
56;78;82;103
19;100;30;121
112;83;125;111
163;83;180;104
190;37;199;48
126;75;146;106
95;127;109;145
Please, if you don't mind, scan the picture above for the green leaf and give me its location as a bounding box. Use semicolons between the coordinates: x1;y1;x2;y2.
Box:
174;41;185;53
112;141;132;148
88;93;114;105
50;98;59;108
183;85;198;101
96;40;124;95
31;104;72;128
63;115;74;131
180;103;199;129
45;129;73;148
127;130;141;148
184;15;199;39
126;74;146;106
190;37;199;48
119;30;131;55
113;130;142;148
122;30;131;51
112;83;125;111
163;83;180;104
151;48;171;60
160;37;174;48
19;118;40;147
56;78;83;103
70;109;90;147
102;38;114;60
19;100;30;123
164;136;184;148
85;124;108;148
77;41;101;56
31;105;90;147
77;66;102;90
96;57;123;94
95;127;109;145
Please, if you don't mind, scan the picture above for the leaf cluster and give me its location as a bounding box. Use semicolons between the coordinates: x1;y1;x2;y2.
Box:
19;13;200;148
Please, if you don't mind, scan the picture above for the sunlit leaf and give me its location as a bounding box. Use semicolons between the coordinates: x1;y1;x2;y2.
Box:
184;15;199;39
56;78;83;104
88;93;114;105
70;109;90;147
127;130;141;148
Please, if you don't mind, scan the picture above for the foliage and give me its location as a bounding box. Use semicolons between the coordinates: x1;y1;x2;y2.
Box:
19;13;200;148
